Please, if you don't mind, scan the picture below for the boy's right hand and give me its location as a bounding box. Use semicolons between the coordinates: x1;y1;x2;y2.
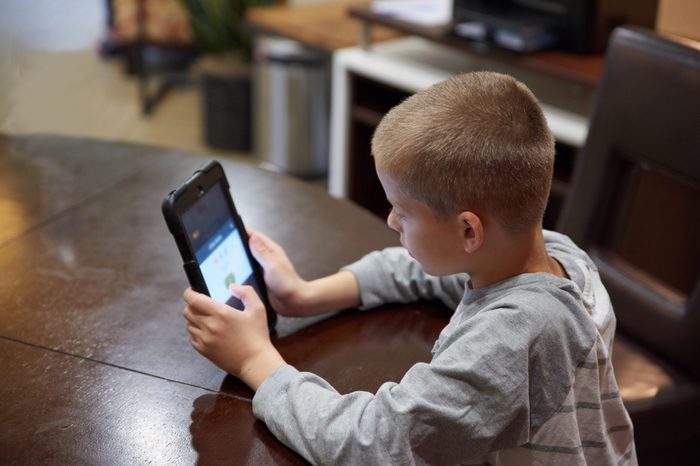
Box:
248;229;310;316
248;229;362;317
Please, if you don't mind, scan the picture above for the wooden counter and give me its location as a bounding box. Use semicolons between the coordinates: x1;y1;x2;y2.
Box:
348;4;604;87
246;1;403;53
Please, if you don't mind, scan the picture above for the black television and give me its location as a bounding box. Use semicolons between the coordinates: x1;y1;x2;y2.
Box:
452;0;659;53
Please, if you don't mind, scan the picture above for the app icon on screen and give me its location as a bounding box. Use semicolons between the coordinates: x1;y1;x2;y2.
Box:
224;273;236;288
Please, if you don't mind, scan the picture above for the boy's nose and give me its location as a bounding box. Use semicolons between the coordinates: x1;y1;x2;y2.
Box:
387;209;401;233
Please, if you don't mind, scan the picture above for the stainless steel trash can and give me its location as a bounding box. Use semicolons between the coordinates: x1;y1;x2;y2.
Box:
254;38;329;177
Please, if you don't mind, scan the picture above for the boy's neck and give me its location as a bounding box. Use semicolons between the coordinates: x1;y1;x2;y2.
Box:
468;227;567;288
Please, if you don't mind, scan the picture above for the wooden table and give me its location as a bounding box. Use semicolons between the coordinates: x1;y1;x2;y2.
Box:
2;135;692;463
0;135;450;464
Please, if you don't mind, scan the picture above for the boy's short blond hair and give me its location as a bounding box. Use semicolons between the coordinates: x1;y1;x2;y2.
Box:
372;71;555;234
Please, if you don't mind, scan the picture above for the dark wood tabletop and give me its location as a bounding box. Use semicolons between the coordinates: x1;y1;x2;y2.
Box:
3;134;698;463
0;134;451;464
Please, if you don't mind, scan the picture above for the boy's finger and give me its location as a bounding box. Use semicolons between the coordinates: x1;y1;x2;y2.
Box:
249;230;273;253
183;288;218;315
186;321;202;339
250;233;287;275
229;284;263;312
182;305;201;327
187;331;204;353
248;228;271;242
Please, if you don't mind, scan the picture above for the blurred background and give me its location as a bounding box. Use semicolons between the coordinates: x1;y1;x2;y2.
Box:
1;0;697;188
0;0;213;155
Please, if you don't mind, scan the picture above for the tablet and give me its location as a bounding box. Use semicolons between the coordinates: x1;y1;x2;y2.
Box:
162;160;276;330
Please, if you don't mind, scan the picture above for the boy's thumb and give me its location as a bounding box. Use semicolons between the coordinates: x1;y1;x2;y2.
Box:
229;284;265;316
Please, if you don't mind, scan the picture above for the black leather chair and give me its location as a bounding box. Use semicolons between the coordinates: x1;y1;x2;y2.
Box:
557;27;700;464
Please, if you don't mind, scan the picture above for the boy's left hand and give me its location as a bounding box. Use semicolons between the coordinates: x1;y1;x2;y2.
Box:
182;285;286;390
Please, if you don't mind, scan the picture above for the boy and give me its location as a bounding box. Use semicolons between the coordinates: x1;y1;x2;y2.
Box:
182;72;636;465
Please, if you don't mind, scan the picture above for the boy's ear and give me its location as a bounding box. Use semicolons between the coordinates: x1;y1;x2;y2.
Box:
458;211;484;254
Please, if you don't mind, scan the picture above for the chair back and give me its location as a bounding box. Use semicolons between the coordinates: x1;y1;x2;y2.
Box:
557;26;700;379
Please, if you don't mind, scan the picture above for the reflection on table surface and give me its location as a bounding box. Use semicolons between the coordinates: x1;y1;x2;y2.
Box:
0;134;450;464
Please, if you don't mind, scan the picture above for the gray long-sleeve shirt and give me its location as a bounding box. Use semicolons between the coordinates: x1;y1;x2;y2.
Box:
252;230;636;465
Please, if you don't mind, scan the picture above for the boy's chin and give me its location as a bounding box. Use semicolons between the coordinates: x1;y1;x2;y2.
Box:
422;260;467;277
405;249;455;276
417;261;444;277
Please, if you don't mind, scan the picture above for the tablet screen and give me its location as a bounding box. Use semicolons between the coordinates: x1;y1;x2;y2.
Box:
181;183;259;309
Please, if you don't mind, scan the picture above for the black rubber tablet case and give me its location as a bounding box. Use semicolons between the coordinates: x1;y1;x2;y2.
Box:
162;160;277;331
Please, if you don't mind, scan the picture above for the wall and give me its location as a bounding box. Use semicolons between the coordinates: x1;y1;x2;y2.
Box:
656;0;700;42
